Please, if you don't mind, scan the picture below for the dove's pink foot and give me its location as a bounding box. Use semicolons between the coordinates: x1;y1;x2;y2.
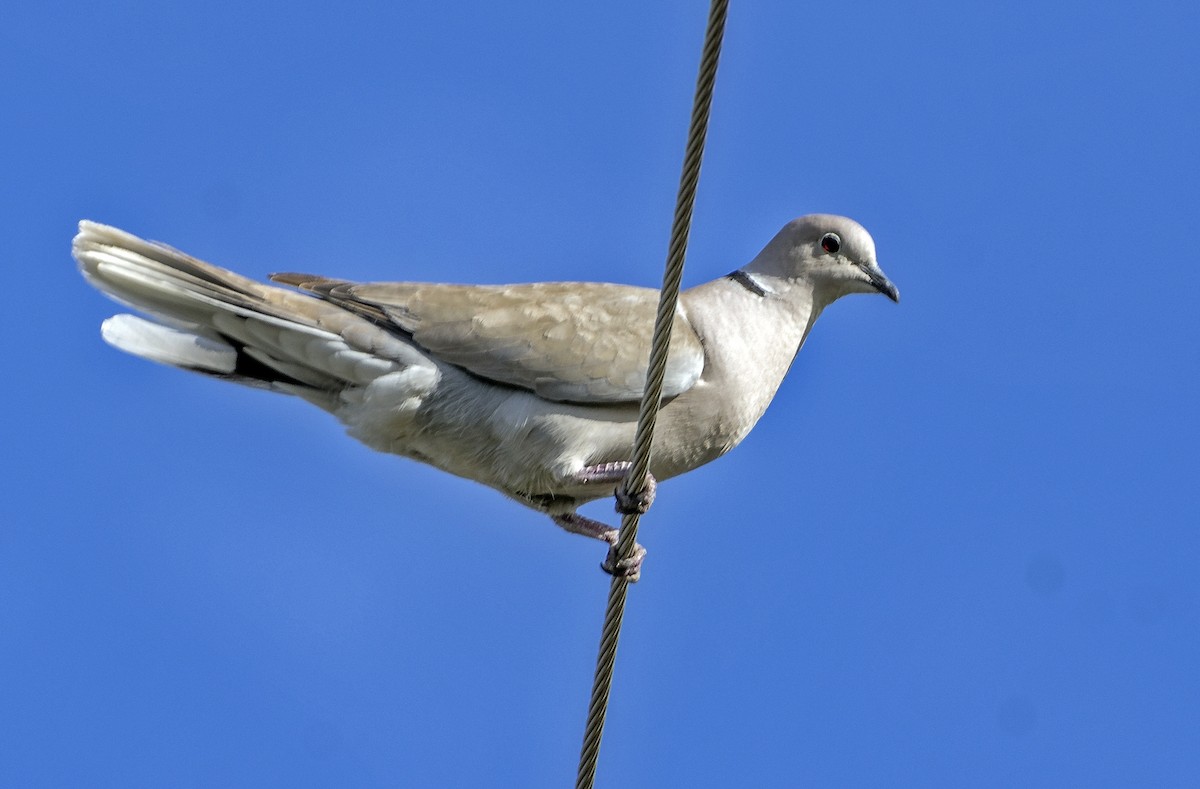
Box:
551;512;647;582
573;461;658;515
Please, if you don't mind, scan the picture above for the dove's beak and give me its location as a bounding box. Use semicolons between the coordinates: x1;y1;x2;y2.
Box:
862;264;900;303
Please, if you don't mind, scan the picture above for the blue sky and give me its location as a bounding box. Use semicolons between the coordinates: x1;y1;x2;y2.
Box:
3;1;1198;786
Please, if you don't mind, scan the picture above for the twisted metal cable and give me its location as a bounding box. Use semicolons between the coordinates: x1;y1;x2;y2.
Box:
575;1;729;786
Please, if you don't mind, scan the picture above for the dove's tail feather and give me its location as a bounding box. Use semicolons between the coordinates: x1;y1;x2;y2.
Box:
73;221;422;402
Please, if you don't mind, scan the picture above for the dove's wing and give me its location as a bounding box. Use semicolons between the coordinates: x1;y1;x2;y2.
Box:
271;276;706;404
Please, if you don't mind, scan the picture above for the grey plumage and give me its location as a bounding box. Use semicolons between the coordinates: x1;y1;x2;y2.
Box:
74;215;898;576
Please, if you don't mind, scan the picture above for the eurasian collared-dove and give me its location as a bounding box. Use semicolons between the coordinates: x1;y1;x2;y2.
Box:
74;215;898;580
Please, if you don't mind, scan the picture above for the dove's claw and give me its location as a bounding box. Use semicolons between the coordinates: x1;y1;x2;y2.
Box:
615;473;656;516
601;542;647;583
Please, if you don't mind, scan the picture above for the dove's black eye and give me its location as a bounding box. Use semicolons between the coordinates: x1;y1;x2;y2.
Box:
820;233;841;254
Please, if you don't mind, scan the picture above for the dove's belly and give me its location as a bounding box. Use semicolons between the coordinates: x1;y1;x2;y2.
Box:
331;362;643;510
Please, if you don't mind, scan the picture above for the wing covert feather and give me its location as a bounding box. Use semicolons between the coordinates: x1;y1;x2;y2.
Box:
340;281;705;403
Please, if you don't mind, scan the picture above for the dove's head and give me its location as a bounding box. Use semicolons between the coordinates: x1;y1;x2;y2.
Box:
744;214;899;305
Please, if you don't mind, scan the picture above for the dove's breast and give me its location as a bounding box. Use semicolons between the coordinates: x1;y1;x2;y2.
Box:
649;277;820;478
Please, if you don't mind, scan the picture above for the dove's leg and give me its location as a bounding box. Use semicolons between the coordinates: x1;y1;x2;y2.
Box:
551;513;647;583
573;462;658;515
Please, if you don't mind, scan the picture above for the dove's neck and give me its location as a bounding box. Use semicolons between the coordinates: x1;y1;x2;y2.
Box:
663;271;824;469
696;270;826;383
